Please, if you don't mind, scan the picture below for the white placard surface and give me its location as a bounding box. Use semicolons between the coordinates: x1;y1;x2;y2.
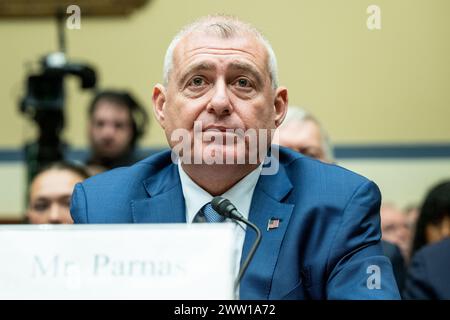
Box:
0;224;237;300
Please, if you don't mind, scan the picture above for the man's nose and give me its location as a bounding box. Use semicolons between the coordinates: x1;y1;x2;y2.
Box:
207;80;233;116
48;204;64;224
100;124;117;138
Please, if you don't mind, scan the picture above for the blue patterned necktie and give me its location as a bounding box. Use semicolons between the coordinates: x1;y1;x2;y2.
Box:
201;202;226;223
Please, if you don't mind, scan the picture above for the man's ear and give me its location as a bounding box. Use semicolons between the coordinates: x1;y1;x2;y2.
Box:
152;84;167;129
273;86;288;128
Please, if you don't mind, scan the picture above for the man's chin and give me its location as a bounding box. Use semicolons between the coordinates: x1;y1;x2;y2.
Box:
94;149;125;159
193;148;257;165
172;140;266;166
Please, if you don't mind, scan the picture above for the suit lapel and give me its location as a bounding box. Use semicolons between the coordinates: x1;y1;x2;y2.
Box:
240;162;294;299
131;153;295;299
131;164;186;223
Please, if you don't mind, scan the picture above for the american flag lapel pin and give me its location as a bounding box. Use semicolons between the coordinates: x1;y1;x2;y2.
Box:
267;218;281;231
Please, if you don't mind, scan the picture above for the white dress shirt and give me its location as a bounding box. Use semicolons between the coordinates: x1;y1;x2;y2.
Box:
177;161;263;284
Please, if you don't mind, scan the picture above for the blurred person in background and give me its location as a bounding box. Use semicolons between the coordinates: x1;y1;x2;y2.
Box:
380;203;412;262
86;90;149;174
403;180;450;299
277;106;334;163
278;106;406;291
27;162;90;224
410;181;450;256
404;203;420;239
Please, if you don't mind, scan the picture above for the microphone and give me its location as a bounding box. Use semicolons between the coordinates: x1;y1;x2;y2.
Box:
211;196;262;292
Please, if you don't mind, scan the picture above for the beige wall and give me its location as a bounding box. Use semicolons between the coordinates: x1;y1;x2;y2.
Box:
339;159;450;208
1;0;449;148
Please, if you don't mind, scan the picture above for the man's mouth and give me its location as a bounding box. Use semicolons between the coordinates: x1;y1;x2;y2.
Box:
203;125;233;132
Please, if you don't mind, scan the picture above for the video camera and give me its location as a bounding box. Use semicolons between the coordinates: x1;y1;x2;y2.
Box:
19;52;97;181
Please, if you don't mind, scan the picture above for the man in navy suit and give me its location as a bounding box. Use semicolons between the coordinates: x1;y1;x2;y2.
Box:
403;238;450;299
71;15;400;299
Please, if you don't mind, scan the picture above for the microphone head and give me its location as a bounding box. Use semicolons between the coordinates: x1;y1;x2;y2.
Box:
211;196;236;218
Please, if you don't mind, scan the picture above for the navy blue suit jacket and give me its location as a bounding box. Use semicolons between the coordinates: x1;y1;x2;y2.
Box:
70;146;400;299
403;238;450;299
381;240;406;293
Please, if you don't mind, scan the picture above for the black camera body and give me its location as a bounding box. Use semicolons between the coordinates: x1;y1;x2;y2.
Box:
19;52;96;181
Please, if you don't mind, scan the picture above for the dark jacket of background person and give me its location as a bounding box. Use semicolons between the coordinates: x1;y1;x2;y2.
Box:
403;237;450;299
382;240;406;294
410;181;450;256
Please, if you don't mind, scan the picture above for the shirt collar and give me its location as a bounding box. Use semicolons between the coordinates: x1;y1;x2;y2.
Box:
177;162;263;223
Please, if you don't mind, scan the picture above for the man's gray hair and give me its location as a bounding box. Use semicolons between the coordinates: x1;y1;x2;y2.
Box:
281;106;335;162
163;15;279;89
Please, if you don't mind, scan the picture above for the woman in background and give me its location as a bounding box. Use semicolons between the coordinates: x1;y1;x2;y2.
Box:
403;180;450;299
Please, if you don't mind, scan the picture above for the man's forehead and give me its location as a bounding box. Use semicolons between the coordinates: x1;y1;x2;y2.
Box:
288;120;322;140
31;171;81;195
31;191;72;200
384;210;406;219
94;100;129;115
173;31;269;68
30;183;74;201
93;101;132;122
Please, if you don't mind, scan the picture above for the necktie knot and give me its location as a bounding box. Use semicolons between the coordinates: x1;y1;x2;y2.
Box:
201;202;225;223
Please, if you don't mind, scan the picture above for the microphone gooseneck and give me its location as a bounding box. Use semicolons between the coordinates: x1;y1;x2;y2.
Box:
211;196;262;293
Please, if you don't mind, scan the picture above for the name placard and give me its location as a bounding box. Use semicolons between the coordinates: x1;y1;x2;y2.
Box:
0;224;237;299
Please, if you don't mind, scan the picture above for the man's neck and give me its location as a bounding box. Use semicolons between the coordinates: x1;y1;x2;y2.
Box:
88;148;135;169
181;163;260;196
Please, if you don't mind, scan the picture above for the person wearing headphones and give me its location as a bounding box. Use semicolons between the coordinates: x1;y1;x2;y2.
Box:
86;90;149;174
27;162;90;224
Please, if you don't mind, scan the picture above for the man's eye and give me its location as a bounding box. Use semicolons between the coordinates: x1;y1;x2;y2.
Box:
32;202;49;212
236;78;251;88
114;122;127;130
190;77;205;87
94;120;105;128
60;197;71;208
